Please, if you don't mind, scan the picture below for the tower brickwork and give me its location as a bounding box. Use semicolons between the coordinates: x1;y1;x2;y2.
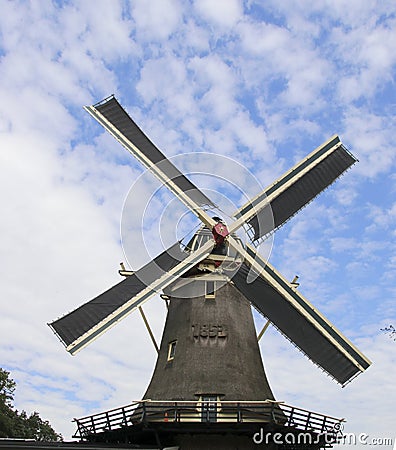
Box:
144;279;275;402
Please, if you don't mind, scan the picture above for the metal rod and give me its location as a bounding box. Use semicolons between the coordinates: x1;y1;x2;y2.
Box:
139;306;159;353
257;319;271;341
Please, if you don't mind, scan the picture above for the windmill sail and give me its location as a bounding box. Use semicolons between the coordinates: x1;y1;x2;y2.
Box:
231;244;371;385
49;241;213;355
233;136;357;241
84;96;216;214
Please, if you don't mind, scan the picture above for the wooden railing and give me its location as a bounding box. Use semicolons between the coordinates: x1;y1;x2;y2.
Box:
73;400;343;441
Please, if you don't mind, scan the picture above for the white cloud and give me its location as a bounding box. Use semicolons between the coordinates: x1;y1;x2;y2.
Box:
0;1;133;102
193;0;243;28
365;202;396;233
238;21;290;56
236;18;332;110
137;56;190;108
342;107;396;178
182;19;211;52
130;0;183;41
334;21;396;102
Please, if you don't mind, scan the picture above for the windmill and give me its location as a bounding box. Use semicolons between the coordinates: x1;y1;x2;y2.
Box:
49;96;371;449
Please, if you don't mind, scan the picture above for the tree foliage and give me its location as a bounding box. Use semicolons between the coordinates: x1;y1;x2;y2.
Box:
0;369;15;406
0;368;62;441
380;324;396;341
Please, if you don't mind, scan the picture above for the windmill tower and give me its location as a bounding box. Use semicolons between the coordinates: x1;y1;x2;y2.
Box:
49;96;371;449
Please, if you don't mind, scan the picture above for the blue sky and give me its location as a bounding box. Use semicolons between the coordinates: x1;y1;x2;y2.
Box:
0;0;395;446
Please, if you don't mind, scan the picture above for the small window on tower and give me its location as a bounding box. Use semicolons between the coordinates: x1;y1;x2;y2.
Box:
205;280;215;299
167;340;177;361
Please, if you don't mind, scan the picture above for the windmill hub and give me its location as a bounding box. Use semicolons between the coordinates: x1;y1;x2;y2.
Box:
184;224;243;279
212;217;229;247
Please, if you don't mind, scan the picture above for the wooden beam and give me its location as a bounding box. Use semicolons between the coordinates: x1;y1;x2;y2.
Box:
139;307;159;353
257;320;271;342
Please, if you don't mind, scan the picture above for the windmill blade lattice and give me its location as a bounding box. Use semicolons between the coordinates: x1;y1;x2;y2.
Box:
230;244;370;385
49;240;213;354
84;96;217;228
231;135;357;241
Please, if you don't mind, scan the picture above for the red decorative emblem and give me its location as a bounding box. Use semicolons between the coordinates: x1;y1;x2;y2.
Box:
212;222;229;246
